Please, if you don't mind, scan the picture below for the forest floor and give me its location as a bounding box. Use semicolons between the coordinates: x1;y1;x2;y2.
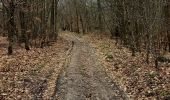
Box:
0;31;170;100
83;32;170;100
0;35;72;99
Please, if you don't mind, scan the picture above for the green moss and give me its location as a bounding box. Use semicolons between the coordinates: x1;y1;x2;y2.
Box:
146;71;159;79
160;90;170;97
31;64;45;75
100;43;110;49
105;52;113;59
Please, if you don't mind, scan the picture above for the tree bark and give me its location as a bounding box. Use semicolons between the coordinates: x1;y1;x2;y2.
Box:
19;2;30;50
7;1;15;55
97;0;102;32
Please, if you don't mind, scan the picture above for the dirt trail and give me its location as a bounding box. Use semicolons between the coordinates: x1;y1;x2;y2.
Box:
52;33;128;100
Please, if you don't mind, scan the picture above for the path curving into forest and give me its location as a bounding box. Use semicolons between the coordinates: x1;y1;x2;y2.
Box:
52;32;128;100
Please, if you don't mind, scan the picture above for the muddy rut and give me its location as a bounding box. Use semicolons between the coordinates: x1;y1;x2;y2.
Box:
52;33;128;100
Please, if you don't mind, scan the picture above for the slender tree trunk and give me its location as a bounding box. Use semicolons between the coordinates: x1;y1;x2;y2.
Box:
2;3;6;36
97;0;102;32
19;2;30;50
7;1;15;55
54;0;59;40
75;7;79;33
167;3;170;52
146;33;150;64
80;14;85;34
164;1;170;52
51;0;55;40
51;0;59;40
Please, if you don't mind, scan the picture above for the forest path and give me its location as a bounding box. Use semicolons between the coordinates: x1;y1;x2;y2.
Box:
52;32;128;100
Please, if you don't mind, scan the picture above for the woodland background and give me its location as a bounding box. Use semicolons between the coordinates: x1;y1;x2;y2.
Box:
0;0;170;65
0;0;170;99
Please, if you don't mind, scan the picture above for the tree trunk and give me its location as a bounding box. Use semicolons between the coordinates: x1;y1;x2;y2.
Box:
165;1;170;52
80;14;85;34
97;0;102;32
7;1;15;55
51;0;55;40
19;2;30;50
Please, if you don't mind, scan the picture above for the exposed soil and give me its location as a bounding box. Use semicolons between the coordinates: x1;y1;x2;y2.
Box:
52;32;128;100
